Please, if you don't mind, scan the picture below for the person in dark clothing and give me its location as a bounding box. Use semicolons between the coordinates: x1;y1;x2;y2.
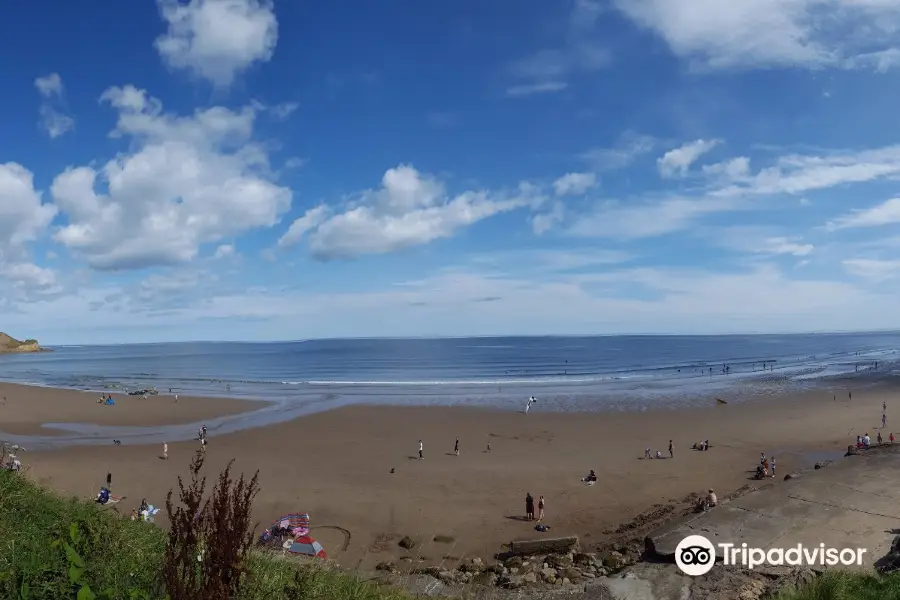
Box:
106;472;112;488
525;493;535;521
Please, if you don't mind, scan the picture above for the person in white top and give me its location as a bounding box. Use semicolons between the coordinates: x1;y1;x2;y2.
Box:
163;443;168;459
418;440;424;460
524;396;537;414
706;489;717;508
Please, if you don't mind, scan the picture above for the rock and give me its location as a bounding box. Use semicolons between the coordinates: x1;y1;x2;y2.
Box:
499;575;524;589
472;572;498;587
375;561;398;573
783;472;801;480
814;461;831;470
573;552;596;566
540;567;558;583
485;563;504;575
546;553;574;569
522;572;538;584
399;536;416;550
504;556;524;569
563;567;582;581
602;551;627;569
470;557;483;567
562;577;571;585
458;561;483;574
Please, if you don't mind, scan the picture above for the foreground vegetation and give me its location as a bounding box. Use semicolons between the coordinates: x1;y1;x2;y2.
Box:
0;451;408;600
774;570;900;600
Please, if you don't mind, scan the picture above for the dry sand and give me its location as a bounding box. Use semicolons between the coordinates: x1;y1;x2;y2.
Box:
0;382;262;435
7;382;896;570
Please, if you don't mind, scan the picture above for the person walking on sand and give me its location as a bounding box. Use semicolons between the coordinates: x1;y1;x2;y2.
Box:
454;438;459;456
538;495;545;522
163;442;168;459
106;472;112;489
486;440;491;453
769;456;776;478
525;493;535;521
668;440;674;458
174;393;178;403
883;413;887;429
525;396;537;415
878;432;883;444
418;439;424;460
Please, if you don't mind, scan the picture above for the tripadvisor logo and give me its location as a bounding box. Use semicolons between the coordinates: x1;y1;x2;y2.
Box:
675;535;867;576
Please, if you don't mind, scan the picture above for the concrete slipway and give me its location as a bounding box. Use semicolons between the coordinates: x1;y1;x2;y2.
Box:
647;444;900;569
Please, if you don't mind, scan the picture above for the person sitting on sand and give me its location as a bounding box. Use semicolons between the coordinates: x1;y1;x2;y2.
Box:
582;469;597;483
130;508;138;521
755;464;767;479
707;489;717;507
656;450;663;459
96;487;110;505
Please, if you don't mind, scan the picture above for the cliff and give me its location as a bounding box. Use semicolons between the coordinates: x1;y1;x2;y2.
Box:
0;332;44;353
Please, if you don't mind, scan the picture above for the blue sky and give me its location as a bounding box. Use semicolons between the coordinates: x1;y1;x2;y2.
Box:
3;0;900;344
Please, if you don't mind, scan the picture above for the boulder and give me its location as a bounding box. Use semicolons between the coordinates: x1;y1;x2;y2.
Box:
375;561;398;573
399;536;416;550
472;572;498;587
602;550;627;569
522;572;538;584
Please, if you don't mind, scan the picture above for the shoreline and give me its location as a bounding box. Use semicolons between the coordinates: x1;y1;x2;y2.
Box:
12;381;898;572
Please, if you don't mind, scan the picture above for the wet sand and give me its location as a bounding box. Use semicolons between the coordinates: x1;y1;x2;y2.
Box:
0;382;262;436
12;382;896;570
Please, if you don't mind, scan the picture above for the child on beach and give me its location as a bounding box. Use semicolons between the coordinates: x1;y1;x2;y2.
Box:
163;443;168;459
418;440;424;460
769;456;775;478
538;495;545;522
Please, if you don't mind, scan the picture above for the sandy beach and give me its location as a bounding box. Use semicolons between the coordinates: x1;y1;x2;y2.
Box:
5;381;895;570
0;382;262;436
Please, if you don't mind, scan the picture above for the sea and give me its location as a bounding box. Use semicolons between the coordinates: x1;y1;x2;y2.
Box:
1;333;899;447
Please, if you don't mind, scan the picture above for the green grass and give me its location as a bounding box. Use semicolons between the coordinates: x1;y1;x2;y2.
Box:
773;570;900;600
0;470;409;600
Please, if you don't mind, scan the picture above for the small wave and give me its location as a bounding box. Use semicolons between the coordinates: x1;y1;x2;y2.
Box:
303;376;623;386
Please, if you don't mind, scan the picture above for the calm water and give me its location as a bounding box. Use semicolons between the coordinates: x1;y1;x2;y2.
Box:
1;333;898;448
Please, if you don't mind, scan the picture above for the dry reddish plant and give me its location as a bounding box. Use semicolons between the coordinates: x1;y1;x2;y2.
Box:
163;450;260;600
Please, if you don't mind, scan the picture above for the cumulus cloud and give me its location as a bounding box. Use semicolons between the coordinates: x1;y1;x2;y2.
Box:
843;258;900;281
279;165;538;259
155;0;278;87
49;85;291;270
34;73;75;139
0;163;60;296
553;172;596;196
657;139;719;178
613;0;900;71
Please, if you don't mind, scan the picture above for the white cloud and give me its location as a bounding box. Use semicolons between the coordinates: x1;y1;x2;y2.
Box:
613;0;900;71
657;139;719;178
155;0;278;87
284;165;537;259
49;85;291;270
532;201;565;235
0;163;59;297
827;197;900;230
505;81;569;97
214;244;235;259
570;196;738;239
757;236;814;256
34;73;74;139
278;205;329;247
507;0;610;96
553;172;596;196
702;157;750;180
580;132;657;171
269;101;298;120
34;73;64;98
843;258;900;281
